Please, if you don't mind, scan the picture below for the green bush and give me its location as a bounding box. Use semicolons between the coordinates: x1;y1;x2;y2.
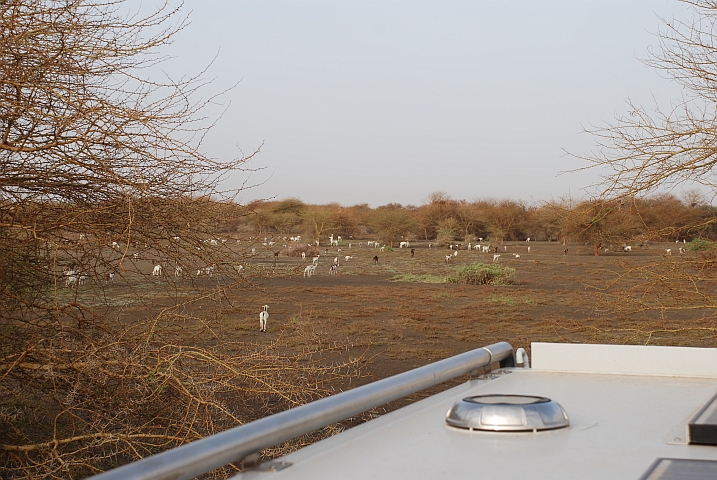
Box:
447;263;517;285
688;239;717;251
390;263;517;285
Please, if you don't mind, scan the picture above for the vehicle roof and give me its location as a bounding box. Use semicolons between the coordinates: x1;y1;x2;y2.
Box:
235;343;717;480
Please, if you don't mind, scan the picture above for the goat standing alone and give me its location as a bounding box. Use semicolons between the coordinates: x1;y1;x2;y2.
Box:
259;305;269;333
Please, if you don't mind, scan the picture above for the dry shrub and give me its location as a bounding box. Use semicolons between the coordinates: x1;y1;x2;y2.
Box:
0;1;358;477
0;307;365;479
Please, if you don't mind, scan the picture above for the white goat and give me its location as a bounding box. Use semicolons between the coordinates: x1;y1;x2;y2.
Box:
301;252;306;259
679;247;687;254
312;255;320;265
303;265;316;277
175;265;183;276
196;265;215;277
482;246;490;253
259;305;269;333
623;245;632;252
399;241;409;248
64;267;78;287
111;241;120;250
666;248;672;256
454;250;458;257
152;265;162;276
493;254;501;263
329;264;338;275
445;255;452;263
345;255;353;261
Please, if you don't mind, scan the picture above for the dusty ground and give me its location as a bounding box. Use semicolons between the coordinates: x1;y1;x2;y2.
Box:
219;240;717;390
88;238;717;390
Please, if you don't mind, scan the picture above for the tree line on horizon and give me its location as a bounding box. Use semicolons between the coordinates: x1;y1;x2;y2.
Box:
231;191;717;250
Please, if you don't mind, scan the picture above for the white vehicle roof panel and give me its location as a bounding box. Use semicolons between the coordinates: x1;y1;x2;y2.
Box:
236;343;717;480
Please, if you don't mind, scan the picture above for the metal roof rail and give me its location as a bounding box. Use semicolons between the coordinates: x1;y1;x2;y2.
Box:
91;341;515;480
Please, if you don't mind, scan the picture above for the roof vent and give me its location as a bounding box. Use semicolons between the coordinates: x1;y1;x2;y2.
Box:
688;392;717;445
446;394;569;432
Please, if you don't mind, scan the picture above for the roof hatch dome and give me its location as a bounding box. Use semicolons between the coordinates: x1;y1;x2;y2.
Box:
446;394;569;432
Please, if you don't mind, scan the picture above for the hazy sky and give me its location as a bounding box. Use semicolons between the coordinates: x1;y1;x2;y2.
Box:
159;0;691;207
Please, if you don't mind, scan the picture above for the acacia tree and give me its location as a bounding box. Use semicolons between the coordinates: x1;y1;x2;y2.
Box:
302;205;337;243
483;200;527;243
0;2;361;478
562;200;644;254
370;205;417;247
582;1;717;204
415;192;458;240
581;0;717;320
454;201;483;241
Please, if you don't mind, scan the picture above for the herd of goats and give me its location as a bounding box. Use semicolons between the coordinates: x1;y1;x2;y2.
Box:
58;233;691;333
60;233;692;287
